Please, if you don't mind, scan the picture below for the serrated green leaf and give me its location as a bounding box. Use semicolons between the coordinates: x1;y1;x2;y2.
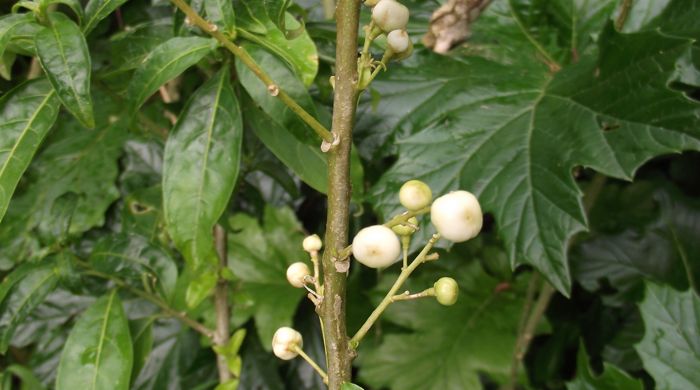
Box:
236;44;319;145
358;261;537;389
370;22;700;294
237;12;318;86
83;0;128;35
204;0;235;36
243;98;328;193
36;12;94;128
227;206;307;348
0;78;60;224
635;284;700;390
0;261;59;353
127;37;217;115
89;234;178;301
163;68;242;276
566;342;642;390
56;290;132;390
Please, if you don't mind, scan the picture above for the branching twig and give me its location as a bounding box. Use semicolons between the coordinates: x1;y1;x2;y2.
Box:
169;0;334;144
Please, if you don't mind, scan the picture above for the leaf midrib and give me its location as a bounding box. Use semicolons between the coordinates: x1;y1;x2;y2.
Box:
90;290;116;390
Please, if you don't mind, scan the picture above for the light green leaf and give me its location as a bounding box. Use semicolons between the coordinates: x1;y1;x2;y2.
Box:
163;68;242;274
0;78;60;224
3;364;46;390
49;0;85;24
341;383;364;390
358;261;538;389
127;37;217;115
36;12;94;128
227;206;307;348
370;22;700;294
204;0;235;36
83;0;128;35
89;234;178;301
0;13;34;67
635;283;700;390
0;261;59;353
129;318;154;385
56;291;133;390
104;20;173;76
566;342;643;390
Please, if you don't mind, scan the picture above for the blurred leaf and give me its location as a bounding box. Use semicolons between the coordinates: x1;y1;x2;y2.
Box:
3;364;46;390
89;233;178;301
635;284;700;390
233;0;288;35
129;318;154;385
358;261;535;389
0;261;59;353
341;383;364;390
0;79;60;224
370;22;700;294
36;12;94;128
104;19;173;75
572;185;700;305
56;290;133;390
566;342;642;390
227;206;306;348
126;36;217;114
83;0;129;35
204;0;236;36
49;0;85;23
162;68;242;306
238;323;284;390
4;17;42;56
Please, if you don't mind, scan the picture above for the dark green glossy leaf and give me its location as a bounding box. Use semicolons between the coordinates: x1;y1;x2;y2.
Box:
236;44;319;145
370;23;700;294
89;234;178;301
163;68;242;281
50;0;85;24
36;12;94;128
238;323;284;390
358;261;539;389
635;284;700;390
227;206;307;347
204;0;235;36
129;318;154;385
127;37;217;114
0;78;59;224
83;0;128;35
566;343;642;390
56;290;133;390
0;261;59;353
104;20;173;76
0;13;34;69
244;98;328;193
5;17;42;56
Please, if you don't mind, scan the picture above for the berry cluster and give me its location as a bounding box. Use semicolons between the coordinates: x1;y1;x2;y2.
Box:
274;180;483;372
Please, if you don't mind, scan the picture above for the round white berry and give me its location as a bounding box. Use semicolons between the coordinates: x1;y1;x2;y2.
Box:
286;262;311;288
372;0;409;32
399;179;432;210
272;327;303;360
302;234;322;252
434;277;459;306
352;225;401;268
430;190;483;242
387;30;410;54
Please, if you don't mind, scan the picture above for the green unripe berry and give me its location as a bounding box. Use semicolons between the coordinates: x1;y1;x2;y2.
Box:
434;277;459;306
399;180;432;211
391;216;418;236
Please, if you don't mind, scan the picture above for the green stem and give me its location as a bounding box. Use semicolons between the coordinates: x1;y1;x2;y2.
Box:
77;262;215;338
391;287;435;302
293;345;329;384
615;0;633;31
322;0;336;20
320;0;362;387
350;234;440;347
213;224;231;383
507;272;540;387
169;0;333;143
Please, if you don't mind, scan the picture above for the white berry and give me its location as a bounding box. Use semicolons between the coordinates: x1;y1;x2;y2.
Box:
352;225;401;268
272;327;303;360
302;234;322;252
434;277;459;306
399;179;432;210
430;190;483;242
364;0;380;6
372;0;409;32
387;30;410;54
286;262;311;288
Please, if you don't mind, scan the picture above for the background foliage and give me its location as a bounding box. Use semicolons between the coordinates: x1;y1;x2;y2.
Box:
0;0;699;389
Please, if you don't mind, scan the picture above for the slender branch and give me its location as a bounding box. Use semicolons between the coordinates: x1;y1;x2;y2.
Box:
293;345;329;384
615;0;633;31
320;0;362;386
512;282;555;360
391;287;435;302
350;234;440;347
169;0;333;143
322;0;336;20
508;272;540;387
213;224;231;383
77;262;214;338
